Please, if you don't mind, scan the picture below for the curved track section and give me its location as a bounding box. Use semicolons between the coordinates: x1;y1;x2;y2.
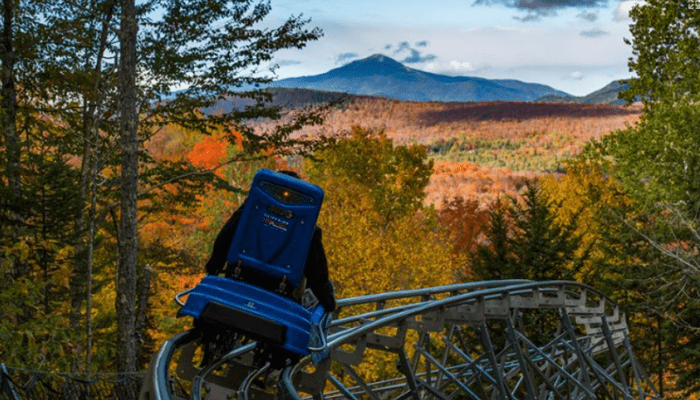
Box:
141;280;662;400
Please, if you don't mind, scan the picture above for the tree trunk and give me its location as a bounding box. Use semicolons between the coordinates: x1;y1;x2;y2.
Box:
135;264;152;365
116;0;139;375
1;0;18;209
1;0;21;278
75;1;116;374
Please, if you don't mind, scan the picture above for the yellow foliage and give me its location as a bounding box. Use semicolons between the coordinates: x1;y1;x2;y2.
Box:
0;237;85;371
304;130;464;381
317;184;460;380
539;158;633;282
312;164;459;298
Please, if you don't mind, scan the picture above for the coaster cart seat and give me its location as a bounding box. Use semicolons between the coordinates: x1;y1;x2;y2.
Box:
141;170;331;400
180;168;326;358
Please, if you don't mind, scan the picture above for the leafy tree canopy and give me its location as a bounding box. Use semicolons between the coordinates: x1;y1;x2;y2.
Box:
306;126;433;225
585;0;700;393
595;98;700;213
0;0;327;373
620;0;700;105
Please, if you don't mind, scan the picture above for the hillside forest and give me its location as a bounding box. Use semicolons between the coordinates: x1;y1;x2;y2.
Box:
1;0;700;399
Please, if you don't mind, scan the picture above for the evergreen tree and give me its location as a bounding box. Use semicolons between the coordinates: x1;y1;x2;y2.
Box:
469;200;514;280
470;180;588;282
469;181;589;347
511;182;587;281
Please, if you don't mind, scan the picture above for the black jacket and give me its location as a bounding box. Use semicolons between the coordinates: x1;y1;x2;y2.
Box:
205;204;336;312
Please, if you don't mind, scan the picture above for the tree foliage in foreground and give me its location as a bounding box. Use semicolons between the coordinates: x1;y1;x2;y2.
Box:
619;0;700;105
588;0;700;394
589;99;700;397
539;158;634;285
307;125;433;226
467;180;589;347
0;0;325;374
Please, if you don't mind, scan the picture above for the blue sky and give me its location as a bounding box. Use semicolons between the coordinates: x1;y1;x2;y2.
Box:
262;0;644;96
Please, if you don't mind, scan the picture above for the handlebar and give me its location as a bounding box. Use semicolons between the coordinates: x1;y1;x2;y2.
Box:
174;287;195;307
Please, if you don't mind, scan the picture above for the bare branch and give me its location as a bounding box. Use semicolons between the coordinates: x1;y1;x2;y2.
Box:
613;208;700;274
63;0;121;37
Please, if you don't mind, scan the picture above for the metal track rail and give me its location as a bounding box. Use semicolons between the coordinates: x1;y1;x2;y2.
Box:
141;280;662;400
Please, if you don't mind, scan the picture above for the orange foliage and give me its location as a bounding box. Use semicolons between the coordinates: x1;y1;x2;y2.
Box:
228;130;244;150
187;135;228;176
438;196;490;275
428;160;539;207
250;99;641;211
280;98;641;146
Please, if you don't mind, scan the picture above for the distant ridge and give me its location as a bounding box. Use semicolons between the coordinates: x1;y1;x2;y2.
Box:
536;80;635;105
209;81;636;115
265;54;572;103
203;88;360;114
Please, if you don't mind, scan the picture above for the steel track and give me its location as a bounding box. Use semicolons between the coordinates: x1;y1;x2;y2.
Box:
140;280;662;400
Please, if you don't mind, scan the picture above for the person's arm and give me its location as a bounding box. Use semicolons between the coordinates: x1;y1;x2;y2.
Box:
205;204;243;275
306;227;337;312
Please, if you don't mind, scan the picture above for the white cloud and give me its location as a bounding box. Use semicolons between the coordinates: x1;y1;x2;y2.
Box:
335;52;359;64
580;28;609;38
449;60;474;70
571;71;584;80
360;13;385;22
577;10;599;21
614;0;645;20
275;59;302;66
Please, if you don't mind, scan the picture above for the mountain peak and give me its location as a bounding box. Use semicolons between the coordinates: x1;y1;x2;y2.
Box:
328;54;411;78
271;54;573;102
366;54;393;62
350;54;405;68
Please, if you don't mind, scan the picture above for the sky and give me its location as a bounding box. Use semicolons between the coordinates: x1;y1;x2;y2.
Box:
261;0;645;97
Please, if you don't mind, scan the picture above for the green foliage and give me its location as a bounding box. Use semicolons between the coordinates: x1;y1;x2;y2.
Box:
140;0;325;149
539;157;635;287
468;180;590;347
620;0;700;105
427;131;573;172
469;200;513;280
0;0;327;373
595;98;700;213
305;125;458;294
0;118;88;371
470;180;589;282
0;240;83;371
583;0;700;393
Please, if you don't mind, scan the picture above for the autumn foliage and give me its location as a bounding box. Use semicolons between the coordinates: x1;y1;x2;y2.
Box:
276;97;641;207
132;101;643;358
1;95;647;381
187;135;228;175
